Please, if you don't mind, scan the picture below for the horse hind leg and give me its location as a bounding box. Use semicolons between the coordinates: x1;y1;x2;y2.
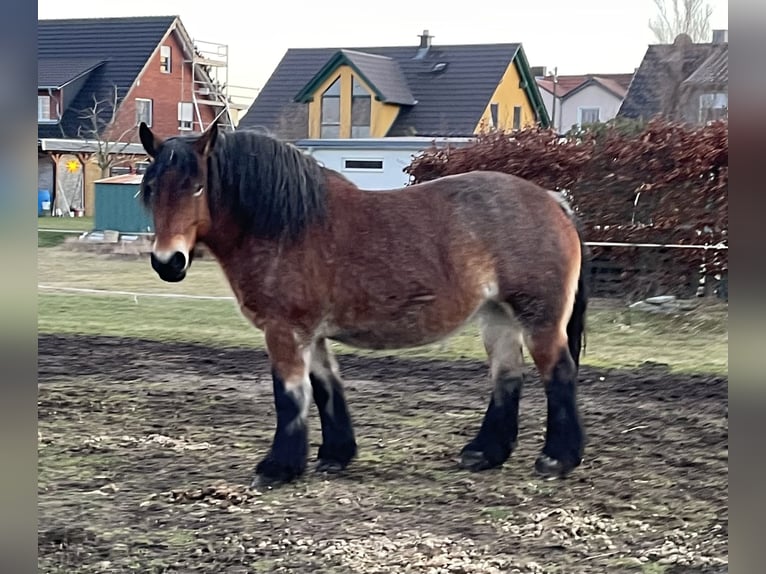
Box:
459;302;525;471
526;324;585;478
310;339;358;473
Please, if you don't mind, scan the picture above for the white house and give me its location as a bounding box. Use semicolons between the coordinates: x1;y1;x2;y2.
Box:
294;137;474;190
534;70;634;134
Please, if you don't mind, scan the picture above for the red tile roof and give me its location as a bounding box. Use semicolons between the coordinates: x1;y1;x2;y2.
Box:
536;73;633;99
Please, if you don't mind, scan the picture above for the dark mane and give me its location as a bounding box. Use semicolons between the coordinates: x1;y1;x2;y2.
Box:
143;129;327;241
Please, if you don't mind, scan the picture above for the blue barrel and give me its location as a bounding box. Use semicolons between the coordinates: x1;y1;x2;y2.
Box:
38;189;51;216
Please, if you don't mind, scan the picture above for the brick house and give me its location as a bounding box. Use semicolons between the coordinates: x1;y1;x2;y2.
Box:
37;15;237;216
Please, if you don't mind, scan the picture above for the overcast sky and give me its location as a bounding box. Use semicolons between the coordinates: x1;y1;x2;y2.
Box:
38;0;729;93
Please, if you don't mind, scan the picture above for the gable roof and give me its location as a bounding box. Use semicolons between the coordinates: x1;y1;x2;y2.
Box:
536;73;633;100
683;43;728;87
295;50;416;105
239;42;549;137
618;37;728;121
37;15;178;139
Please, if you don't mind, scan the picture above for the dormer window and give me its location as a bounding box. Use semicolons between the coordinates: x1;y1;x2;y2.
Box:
160;45;171;74
320;77;341;138
295;50;416;139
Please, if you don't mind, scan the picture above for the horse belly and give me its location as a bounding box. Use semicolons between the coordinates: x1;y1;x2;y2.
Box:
328;287;493;350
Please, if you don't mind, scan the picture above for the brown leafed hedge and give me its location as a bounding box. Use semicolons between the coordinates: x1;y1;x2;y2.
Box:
405;118;728;296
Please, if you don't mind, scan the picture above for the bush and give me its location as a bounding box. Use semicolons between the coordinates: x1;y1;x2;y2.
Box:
405;118;728;297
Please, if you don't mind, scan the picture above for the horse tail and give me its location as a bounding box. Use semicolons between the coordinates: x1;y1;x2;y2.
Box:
548;190;589;368
566;214;589;369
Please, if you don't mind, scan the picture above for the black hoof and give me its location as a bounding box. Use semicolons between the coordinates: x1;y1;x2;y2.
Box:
458;450;499;471
253;456;305;487
534;454;581;478
315;459;346;474
458;438;513;471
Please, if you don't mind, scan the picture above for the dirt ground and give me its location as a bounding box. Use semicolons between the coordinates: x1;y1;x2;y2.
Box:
38;334;728;574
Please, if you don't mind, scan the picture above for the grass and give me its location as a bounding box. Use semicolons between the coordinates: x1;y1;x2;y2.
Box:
38;215;95;232
37;246;728;374
38;216;95;247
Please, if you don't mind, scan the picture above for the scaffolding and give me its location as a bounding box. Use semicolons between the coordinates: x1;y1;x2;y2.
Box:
186;39;238;131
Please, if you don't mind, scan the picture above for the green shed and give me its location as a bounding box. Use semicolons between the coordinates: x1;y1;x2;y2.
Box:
94;174;154;233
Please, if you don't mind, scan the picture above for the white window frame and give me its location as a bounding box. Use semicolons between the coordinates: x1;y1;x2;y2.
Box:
135;98;153;127
698;92;728;123
578;106;601;126
160;45;172;74
178;102;194;131
342;158;384;172
38;95;55;123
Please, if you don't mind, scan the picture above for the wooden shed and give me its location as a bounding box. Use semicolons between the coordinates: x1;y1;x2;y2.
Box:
94;174;153;233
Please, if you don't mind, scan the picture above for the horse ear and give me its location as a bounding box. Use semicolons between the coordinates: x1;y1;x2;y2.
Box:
139;122;163;158
194;119;219;157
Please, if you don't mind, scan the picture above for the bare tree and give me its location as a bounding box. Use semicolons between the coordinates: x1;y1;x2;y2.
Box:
77;85;136;178
649;0;713;43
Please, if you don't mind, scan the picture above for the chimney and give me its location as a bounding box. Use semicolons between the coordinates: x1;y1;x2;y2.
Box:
414;30;433;59
418;29;433;49
712;29;728;43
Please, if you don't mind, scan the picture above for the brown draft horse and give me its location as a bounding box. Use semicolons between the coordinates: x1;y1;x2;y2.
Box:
138;119;589;488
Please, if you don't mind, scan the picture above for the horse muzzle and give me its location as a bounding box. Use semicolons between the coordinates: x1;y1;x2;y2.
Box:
150;250;191;283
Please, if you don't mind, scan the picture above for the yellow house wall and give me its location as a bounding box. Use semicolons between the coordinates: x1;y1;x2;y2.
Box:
308;65;400;138
84;161;101;216
475;60;537;133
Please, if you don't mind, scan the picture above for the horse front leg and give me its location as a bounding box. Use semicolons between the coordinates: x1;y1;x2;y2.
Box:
252;326;312;487
310;338;357;473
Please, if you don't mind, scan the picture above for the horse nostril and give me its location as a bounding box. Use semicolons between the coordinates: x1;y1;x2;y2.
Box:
170;251;187;272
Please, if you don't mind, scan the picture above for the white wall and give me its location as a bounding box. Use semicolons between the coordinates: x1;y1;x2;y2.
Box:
303;146;429;190
538;89;562;131
559;84;624;133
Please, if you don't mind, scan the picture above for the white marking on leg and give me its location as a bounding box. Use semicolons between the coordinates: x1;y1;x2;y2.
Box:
479;303;525;405
309;339;340;418
284;347;312;434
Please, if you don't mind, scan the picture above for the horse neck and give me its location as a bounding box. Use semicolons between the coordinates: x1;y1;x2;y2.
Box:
197;209;287;279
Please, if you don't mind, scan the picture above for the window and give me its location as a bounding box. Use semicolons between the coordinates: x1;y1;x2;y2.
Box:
343;159;384;171
178;102;194;130
38;95;52;122
320;77;341;138
135;161;150;174
109;165;131;177
490;103;500;129
579;107;600;125
135;98;153;127
512;106;522;130
160;45;172;73
351;77;371;138
699;92;727;123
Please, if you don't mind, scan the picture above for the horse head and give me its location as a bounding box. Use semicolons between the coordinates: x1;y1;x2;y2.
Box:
138;119;218;282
